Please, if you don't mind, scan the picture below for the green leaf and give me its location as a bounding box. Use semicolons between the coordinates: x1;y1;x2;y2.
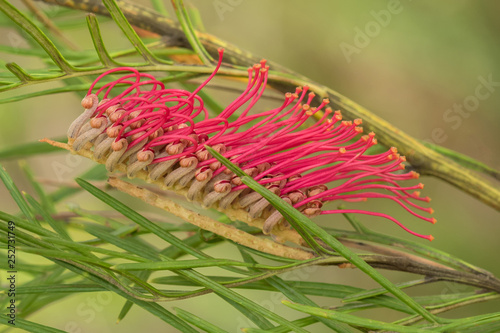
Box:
175;307;230;333
102;0;172;65
20;161;56;214
0;314;67;332
459;320;500;333
14;284;105;295
159;233;207;258
82;224;140;246
150;0;170;17
423;141;500;180
0;163;38;225
24;193;70;239
6;62;37;82
0;0;75;73
434;312;500;332
111;258;309;271
69;205;125;229
117;300;134;323
237;246;301;264
112;259;259;271
282;301;428;333
186;4;206;33
42;236;150;263
0;211;57;239
86;14;116;67
83;224;160;261
219;295;275;330
343;278;433;303
243;329;275;333
287;281;412;314
17;246;111;267
172;0;212;64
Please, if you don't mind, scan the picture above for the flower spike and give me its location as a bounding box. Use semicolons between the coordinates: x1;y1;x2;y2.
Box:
66;50;434;241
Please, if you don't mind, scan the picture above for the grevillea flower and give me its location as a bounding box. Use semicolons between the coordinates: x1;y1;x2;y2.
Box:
67;49;435;241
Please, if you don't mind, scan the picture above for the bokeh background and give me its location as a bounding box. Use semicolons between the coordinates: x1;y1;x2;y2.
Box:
0;1;499;332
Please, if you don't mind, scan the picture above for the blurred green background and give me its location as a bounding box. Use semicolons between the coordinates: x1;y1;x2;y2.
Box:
0;0;499;332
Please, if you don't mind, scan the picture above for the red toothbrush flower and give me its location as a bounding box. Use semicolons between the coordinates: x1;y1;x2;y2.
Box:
67;49;435;241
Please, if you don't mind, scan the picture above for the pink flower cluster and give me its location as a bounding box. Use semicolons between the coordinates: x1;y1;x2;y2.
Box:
67;49;435;241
